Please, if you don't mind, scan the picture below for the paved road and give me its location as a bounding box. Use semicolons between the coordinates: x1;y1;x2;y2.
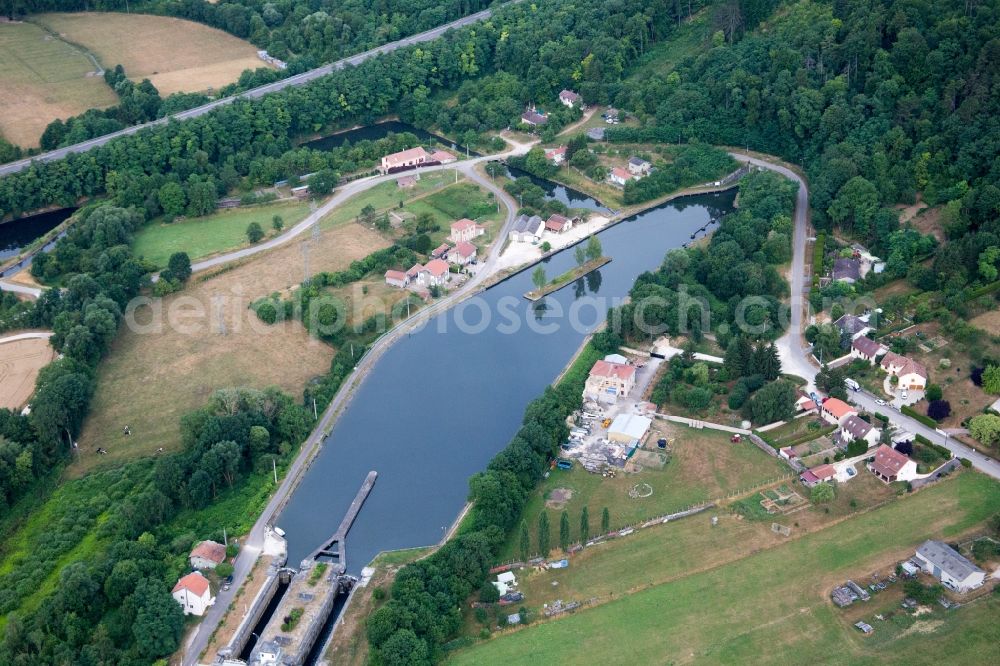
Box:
729;152;1000;480
181;146;527;666
0;279;41;298
0;330;52;344
0;5;505;178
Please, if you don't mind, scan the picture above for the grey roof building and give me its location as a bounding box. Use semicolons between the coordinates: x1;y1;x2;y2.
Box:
834;314;869;339
914;540;986;593
833;257;861;282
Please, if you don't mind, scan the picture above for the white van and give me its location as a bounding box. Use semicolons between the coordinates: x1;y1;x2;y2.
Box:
845;378;861;392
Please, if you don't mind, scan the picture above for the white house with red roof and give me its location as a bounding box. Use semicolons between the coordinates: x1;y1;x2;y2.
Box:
421;258;451;287
545;146;567;165
172;571;214;616
379;146;431;174
385;269;409;288
868;444;919;483
189;540;227;570
430;242;452;260
879;352;928;390
448;241;477;266
799;463;836;488
559;89;582;108
544;213;572;233
583;356;637;402
821;397;857;425
449;218;485;243
430;149;456;164
851;336;886;364
609;166;633;187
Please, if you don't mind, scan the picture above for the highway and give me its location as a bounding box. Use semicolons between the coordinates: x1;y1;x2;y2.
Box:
0;5;503;178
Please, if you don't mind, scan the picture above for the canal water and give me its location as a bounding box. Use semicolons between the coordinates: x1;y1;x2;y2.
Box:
0;207;74;264
277;185;736;570
302;120;468;154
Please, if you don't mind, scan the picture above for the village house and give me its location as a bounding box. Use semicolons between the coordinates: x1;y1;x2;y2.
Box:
379;146;431;174
583;356;636;402
422;258;451;287
609;166;633;187
799;463;836;488
172;571;214;616
430;242;452;260
559;89;582;108
493;571;517;596
914;540;986;593
449;218;485;243
189;540;227;570
851;336;887;364
384;269;409;289
834;314;871;340
429;149;456;164
832;257;861;283
821;397;857;425
545;145;567;165
868;444;918;483
521;108;548;127
627;156;652;176
544;213;572;233
795;390;819;412
511;214;544;243
448;241;477;266
880;352;928;390
836;414;881;449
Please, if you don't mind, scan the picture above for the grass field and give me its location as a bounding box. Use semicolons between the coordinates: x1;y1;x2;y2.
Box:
0;20;117;147
132;200;312;267
0;336;55;409
499;425;787;560
75;222;390;475
35;12;268;96
450;472;1000;665
319;171;455;230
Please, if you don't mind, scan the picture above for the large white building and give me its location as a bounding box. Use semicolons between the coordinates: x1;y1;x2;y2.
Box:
914;540;986;593
172;571;214;616
608;413;652;444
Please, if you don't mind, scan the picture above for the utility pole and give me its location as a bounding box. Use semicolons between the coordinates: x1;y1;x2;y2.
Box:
272;457;278;484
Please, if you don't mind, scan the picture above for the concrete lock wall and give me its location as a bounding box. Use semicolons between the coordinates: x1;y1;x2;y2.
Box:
223;570;283;659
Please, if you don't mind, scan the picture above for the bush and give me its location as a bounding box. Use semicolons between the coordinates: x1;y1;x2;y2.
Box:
925;384;943;401
902;405;938;427
927;399;951;421
960;458;972;468
215;562;234;578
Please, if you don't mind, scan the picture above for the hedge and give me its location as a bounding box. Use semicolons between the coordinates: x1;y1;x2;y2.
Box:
902;405;938;428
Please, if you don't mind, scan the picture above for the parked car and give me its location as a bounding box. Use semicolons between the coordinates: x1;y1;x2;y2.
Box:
875;398;886;406
223;575;233;591
901;390;908;401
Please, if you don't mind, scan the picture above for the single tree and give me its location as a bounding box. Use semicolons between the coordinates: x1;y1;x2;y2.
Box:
246;222;264;244
925;384;943;402
601;507;610;534
574;244;586;266
519;521;531;560
537;511;550;556
165;252;191;283
982;365;1000;394
272;214;284;231
585;235;602;261
559;510;571;551
540;241;552;252
810;482;835;504
580;506;590;544
927;399;951;421
532;265;547;290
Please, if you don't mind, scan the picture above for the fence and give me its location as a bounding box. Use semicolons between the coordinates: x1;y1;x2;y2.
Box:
655;412;750;435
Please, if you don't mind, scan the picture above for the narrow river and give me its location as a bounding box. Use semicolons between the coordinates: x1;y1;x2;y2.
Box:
277;186;737;570
0;207;74;264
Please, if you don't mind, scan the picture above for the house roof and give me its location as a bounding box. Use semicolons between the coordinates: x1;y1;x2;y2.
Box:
521;110;548;125
916;540;984;581
852;336;885;358
841;414;874;440
425;258;449;277
611;166;632;181
173;571;210;597
451;218;478;232
833;257;861;281
432;242;452;257
383;146;429;166
545;146;567;158
628;156;650;167
406;263;425;277
430;149;455;162
559;89;581;102
823;398;856;420
545;214;570;231
880;352;928;379
834;314;868;337
512;214;543;235
871;444;912;477
609;414;652;440
385;269;407;282
190;540;227;564
810;464;836;480
589;359;636;381
453;241;476;258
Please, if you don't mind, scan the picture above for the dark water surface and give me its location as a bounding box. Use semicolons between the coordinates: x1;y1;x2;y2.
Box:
0;207;74;263
278;186;736;571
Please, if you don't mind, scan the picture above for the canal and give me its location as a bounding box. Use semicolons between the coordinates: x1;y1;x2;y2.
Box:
302;120;469;155
277;186;737;570
0;207;74;265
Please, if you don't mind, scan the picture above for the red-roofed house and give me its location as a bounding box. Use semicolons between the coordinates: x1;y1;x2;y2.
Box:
385;269;409;288
189;540;227;570
430;149;456;164
449;218;485;243
545;146;567;165
448;241;477;266
559;89;582;108
583;358;637;402
800;463;836;488
869;444;919;483
379;146;431;174
422;258;451;287
544;214;572;233
851;336;886;364
430;242;452;260
880;352;928;390
821;398;857;425
172;571;214;616
406;263;426;282
609;166;633;187
795;390;818;412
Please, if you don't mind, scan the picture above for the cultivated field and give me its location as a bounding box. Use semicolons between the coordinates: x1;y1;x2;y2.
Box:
0;336;55;409
0;20;117;147
75;222;390;474
132;200;312;267
35;13;269;95
451;473;1000;665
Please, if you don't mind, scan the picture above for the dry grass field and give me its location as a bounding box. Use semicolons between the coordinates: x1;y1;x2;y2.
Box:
74;222;390;475
0;20;117;147
36;12;270;96
0;336;56;409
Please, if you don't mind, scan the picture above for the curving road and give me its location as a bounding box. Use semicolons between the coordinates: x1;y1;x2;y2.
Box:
0;5;508;178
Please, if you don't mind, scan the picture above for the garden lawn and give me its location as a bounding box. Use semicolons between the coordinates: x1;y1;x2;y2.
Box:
499;426;787;560
449;472;1000;665
319;171;453;230
132;200;311;267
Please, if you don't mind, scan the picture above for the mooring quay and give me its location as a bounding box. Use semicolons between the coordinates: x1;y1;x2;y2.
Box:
216;471;377;666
